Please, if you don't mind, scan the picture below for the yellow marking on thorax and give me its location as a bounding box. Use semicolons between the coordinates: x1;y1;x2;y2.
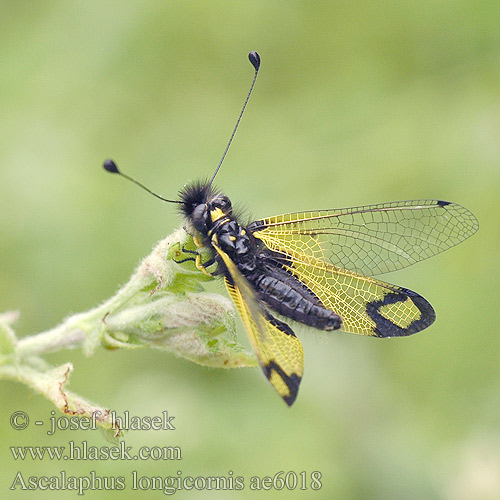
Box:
210;208;225;222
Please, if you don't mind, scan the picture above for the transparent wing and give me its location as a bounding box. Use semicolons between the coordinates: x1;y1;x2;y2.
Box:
248;200;478;276
213;242;304;406
266;250;435;337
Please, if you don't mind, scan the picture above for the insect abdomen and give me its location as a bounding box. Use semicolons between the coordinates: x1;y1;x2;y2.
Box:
248;269;342;331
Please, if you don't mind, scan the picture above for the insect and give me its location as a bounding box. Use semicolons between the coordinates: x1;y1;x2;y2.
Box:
103;51;478;406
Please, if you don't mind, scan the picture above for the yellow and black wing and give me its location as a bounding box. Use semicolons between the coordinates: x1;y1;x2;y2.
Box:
265;250;434;336
213;242;304;406
248;199;477;337
248;199;478;276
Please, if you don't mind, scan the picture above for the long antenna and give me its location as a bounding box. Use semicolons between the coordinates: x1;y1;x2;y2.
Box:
102;159;181;203
208;51;261;187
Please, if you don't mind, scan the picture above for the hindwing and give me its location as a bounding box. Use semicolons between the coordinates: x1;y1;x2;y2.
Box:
263;250;435;337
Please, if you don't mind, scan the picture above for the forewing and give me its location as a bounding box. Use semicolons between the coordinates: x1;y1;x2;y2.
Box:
248;200;478;276
213;243;304;406
268;250;435;337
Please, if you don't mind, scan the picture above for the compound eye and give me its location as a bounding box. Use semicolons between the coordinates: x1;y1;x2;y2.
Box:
191;203;209;232
214;195;232;212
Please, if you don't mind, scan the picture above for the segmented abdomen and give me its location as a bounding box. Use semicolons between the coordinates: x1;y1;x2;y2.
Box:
246;266;341;331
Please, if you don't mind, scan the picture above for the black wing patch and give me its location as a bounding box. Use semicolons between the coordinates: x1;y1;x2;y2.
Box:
366;287;435;337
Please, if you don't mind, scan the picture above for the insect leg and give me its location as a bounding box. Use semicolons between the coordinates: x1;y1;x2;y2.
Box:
181;247;198;255
179;245;216;268
172;246;197;264
173;242;217;277
172;251;214;276
173;256;196;264
195;254;215;277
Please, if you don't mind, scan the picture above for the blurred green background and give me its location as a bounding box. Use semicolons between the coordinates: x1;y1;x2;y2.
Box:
1;1;499;499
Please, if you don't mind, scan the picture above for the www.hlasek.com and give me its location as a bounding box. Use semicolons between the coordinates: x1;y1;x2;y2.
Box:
10;440;181;461
10;470;323;495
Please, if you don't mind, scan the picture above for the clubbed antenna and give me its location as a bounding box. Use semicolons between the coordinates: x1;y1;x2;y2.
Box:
102;159;181;204
208;51;261;187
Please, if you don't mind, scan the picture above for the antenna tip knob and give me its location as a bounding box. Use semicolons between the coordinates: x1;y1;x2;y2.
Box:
103;159;120;174
248;51;261;71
